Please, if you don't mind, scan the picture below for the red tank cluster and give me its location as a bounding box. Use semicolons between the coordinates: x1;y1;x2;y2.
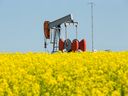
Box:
59;39;86;52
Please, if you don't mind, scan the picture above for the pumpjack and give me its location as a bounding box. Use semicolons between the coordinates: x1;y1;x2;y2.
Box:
43;14;86;52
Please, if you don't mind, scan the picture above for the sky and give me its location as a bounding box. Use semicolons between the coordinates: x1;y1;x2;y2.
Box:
0;0;128;52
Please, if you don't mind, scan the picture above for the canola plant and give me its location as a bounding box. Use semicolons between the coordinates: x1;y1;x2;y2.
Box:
0;52;128;96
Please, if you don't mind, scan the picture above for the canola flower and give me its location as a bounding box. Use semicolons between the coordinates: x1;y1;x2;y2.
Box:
0;51;128;96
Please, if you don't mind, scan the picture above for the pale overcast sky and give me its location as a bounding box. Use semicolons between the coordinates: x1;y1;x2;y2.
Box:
0;0;128;52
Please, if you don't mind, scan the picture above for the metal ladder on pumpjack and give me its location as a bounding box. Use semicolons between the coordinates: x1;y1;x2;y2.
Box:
52;28;60;52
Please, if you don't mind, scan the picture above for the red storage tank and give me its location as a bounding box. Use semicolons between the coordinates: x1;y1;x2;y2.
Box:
79;39;86;51
71;39;79;52
44;21;50;39
59;39;64;51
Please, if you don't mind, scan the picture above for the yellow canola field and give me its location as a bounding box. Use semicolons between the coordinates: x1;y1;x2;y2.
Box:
0;52;128;96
